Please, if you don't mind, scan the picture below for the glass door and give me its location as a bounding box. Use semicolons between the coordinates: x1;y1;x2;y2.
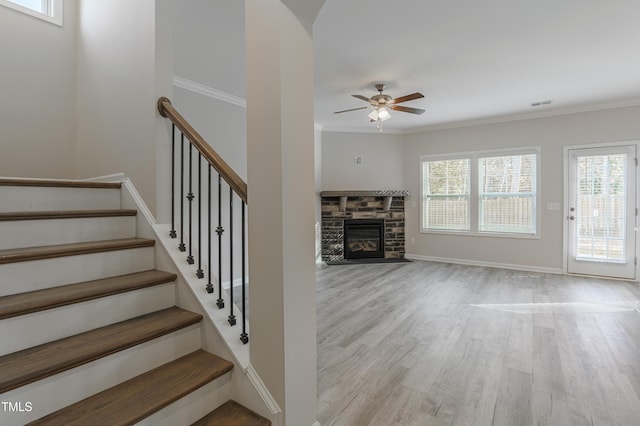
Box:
566;145;636;279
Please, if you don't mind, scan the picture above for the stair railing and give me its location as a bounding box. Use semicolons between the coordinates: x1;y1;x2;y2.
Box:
157;97;249;344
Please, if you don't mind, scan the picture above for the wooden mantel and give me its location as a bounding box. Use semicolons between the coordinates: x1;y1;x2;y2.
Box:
319;190;410;212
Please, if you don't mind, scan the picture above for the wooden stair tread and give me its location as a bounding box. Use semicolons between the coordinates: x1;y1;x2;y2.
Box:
192;401;271;426
0;307;202;393
0;270;177;320
0;238;155;264
28;350;233;426
0;209;137;221
0;178;121;189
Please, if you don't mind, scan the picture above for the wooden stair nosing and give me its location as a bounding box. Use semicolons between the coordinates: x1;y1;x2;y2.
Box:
0;238;155;265
0;209;138;221
0;307;202;394
28;350;234;426
191;400;272;426
0;270;177;320
0;178;122;189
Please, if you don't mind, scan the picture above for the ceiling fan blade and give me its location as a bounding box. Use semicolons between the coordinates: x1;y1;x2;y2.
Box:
334;106;369;114
352;94;373;103
390;105;425;115
391;92;424;104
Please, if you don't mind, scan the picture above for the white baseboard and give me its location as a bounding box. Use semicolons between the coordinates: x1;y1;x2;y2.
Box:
122;178;157;225
404;254;563;275
246;364;281;416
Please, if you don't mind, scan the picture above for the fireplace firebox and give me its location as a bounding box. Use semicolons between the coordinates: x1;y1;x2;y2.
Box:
343;219;385;259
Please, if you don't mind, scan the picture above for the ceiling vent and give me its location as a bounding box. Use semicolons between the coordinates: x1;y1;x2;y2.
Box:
530;99;553;107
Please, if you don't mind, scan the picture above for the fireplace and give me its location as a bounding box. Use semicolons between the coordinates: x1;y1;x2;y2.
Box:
320;190;408;261
343;219;385;259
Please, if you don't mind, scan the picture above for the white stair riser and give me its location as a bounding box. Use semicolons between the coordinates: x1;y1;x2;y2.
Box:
0;187;121;212
0;325;201;426
0;283;175;356
0;247;155;297
136;373;232;426
0;217;137;250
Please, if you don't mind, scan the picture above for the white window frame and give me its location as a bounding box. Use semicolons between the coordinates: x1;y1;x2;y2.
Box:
420;154;471;233
420;146;541;238
0;0;63;26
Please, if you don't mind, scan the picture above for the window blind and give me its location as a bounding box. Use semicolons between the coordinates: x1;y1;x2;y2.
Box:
422;158;470;231
478;153;536;234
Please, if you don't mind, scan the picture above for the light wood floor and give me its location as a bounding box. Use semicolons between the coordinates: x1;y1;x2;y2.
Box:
316;260;640;425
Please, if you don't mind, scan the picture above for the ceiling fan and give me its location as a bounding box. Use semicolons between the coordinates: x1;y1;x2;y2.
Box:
334;83;425;131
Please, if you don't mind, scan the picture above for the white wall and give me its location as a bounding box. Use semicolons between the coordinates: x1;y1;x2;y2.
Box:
315;127;322;262
246;1;317;423
171;0;247;288
76;0;162;214
173;89;247;181
173;0;245;99
172;0;247;184
403;105;640;271
0;1;77;178
321;131;405;190
155;0;175;224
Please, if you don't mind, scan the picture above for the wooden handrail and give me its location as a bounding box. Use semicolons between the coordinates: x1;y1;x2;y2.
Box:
157;97;248;204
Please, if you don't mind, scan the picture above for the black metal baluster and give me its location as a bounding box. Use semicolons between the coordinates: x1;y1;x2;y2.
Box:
240;201;248;344
170;124;177;238
196;153;204;278
216;174;225;309
228;187;236;326
206;165;214;293
187;143;195;264
179;134;186;252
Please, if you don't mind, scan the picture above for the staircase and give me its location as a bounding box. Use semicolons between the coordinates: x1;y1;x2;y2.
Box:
0;178;270;425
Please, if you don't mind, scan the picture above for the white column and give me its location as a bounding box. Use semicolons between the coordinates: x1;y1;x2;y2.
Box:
245;1;318;425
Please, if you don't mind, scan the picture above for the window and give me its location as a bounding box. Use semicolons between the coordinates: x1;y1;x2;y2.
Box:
0;0;62;25
479;153;536;234
10;0;46;13
421;148;539;237
422;158;470;231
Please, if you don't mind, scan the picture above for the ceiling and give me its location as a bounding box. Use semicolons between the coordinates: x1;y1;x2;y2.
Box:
312;0;640;133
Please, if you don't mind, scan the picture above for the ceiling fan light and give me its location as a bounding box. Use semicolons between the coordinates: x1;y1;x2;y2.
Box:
378;107;391;121
368;109;379;121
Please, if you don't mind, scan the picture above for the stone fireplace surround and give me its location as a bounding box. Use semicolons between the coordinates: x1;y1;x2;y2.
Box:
320;190;408;261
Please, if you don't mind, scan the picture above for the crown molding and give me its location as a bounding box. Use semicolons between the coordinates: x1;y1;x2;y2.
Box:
407;97;640;134
320;97;640;135
172;76;246;108
174;76;327;131
319;125;407;135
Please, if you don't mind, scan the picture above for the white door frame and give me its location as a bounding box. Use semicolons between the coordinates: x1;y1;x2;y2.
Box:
563;140;640;280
